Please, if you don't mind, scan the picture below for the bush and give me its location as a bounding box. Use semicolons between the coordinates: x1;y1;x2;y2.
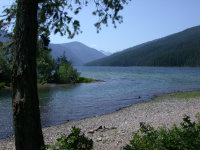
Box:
53;55;81;84
54;62;80;84
0;82;6;88
46;127;93;150
124;115;200;150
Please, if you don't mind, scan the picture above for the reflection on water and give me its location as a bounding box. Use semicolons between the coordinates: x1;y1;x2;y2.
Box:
1;66;200;139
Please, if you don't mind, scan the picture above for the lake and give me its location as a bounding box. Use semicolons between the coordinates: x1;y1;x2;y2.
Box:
0;66;200;139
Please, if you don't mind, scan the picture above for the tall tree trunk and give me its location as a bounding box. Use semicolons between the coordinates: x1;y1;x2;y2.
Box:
13;0;44;149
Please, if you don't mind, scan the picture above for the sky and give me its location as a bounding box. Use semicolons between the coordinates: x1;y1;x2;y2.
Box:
1;0;200;53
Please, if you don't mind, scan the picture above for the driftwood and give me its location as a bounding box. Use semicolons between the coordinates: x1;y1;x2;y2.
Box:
88;126;117;134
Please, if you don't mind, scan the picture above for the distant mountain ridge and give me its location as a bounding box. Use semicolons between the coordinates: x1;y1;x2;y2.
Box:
86;25;200;67
0;31;107;66
49;41;106;66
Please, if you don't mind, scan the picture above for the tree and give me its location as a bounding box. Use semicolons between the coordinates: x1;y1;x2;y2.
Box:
0;53;10;83
37;37;56;84
0;41;13;85
54;55;80;83
0;0;130;149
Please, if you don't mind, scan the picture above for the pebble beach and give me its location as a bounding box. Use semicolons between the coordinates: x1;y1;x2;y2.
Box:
1;92;200;150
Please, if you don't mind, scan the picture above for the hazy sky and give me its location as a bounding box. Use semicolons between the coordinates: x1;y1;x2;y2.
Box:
1;0;200;53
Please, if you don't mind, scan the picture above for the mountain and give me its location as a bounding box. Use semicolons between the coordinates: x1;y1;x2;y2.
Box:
49;41;106;66
0;32;106;66
86;25;200;67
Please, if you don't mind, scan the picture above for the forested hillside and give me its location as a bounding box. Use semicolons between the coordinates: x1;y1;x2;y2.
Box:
86;25;200;67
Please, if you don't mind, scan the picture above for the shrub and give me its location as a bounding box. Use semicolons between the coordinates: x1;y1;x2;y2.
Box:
0;82;6;88
46;127;93;150
124;115;200;150
53;55;80;84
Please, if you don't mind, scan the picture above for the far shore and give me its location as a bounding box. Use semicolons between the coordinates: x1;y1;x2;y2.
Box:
0;91;200;150
0;79;103;90
38;79;103;88
0;83;73;90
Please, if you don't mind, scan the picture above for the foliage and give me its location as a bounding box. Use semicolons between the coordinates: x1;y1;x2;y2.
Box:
0;47;11;84
1;0;130;38
46;127;93;150
0;0;130;85
37;37;56;84
0;82;6;88
87;25;200;67
0;0;130;149
0;41;94;85
38;52;95;84
123;115;200;150
53;55;80;84
78;77;96;83
37;49;55;83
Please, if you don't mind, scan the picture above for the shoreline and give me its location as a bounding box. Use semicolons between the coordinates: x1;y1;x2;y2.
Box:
1;91;200;149
0;79;103;90
0;89;182;139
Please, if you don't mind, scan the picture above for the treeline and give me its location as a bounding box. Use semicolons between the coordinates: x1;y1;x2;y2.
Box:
86;25;200;67
151;48;200;66
0;37;92;88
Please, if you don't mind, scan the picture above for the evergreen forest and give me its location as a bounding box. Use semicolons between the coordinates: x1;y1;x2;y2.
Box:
86;25;200;67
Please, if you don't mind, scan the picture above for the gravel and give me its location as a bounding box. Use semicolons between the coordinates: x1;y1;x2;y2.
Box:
1;95;200;150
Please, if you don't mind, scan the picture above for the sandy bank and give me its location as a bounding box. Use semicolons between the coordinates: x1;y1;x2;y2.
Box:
1;92;200;150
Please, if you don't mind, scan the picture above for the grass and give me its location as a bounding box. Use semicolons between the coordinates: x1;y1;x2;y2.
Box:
78;77;97;83
153;91;200;102
169;91;200;99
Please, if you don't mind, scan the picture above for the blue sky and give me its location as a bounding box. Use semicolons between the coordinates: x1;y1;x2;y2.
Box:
1;0;200;53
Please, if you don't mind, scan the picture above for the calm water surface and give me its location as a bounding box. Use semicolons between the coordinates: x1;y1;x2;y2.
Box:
0;66;200;139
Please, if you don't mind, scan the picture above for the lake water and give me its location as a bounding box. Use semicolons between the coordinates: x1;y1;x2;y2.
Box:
0;66;200;139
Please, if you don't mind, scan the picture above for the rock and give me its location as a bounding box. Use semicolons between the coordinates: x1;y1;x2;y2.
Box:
97;137;102;142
